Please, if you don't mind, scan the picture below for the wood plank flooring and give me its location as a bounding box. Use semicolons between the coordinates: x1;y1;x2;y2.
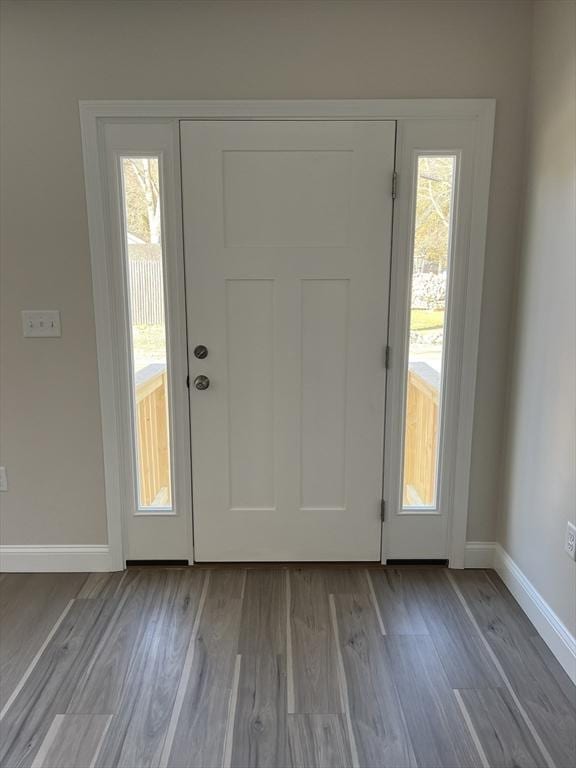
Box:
0;567;574;768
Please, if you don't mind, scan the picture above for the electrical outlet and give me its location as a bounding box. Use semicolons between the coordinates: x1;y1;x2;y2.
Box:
0;467;7;492
566;521;576;561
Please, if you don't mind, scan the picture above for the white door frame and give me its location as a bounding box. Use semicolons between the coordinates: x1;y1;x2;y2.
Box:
80;99;495;570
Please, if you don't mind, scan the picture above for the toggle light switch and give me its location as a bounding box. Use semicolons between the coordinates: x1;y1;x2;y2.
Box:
21;310;61;338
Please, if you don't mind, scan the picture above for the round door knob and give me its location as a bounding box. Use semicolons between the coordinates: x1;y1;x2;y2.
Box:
194;375;210;390
194;345;208;359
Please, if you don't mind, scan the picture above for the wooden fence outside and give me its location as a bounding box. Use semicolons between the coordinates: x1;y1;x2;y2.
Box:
129;259;165;326
134;363;171;507
403;362;440;507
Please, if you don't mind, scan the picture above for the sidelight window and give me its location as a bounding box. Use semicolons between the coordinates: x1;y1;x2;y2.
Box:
402;155;456;509
120;157;173;510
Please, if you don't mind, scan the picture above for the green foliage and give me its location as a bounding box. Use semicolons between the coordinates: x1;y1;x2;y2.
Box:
414;157;454;271
410;309;445;331
132;323;167;362
122;158;161;244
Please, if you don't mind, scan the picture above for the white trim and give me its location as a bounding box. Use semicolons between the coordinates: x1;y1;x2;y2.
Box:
80;99;495;122
80;111;125;571
449;101;496;567
0;545;113;572
494;544;576;684
79;100;495;569
464;541;497;568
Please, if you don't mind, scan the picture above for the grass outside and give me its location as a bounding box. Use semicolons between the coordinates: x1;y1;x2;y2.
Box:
132;324;167;371
410;309;445;332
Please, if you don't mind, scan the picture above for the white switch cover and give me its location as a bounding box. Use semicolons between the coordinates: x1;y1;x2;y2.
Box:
566;521;576;561
22;310;61;337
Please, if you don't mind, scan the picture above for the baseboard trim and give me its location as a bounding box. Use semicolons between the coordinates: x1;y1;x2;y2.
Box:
493;544;576;684
464;541;497;568
0;545;112;572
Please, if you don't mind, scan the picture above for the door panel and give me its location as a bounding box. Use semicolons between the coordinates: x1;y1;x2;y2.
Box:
181;121;395;561
300;279;349;510
226;279;275;510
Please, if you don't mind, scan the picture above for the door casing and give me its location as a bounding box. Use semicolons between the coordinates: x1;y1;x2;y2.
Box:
80;99;496;570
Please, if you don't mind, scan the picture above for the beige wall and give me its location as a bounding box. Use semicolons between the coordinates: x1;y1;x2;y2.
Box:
500;0;576;632
0;0;533;545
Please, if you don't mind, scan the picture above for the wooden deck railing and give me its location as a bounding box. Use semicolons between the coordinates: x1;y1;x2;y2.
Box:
135;363;171;507
403;362;440;507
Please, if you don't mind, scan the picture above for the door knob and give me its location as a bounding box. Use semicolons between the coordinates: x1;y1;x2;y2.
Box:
194;375;210;390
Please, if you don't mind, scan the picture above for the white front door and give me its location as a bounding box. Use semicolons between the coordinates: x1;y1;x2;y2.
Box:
181;121;395;561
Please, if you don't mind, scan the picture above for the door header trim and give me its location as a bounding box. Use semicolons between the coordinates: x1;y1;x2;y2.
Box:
80;98;494;122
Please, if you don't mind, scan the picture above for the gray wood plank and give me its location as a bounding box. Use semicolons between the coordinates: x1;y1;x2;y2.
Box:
369;568;428;635
0;573;87;710
288;714;351;768
238;570;286;655
0;598;113;768
408;569;501;688
94;569;206;768
529;633;576;706
289;570;342;714
466;569;538;637
2;567;571;768
385;635;482;768
458;687;547;768
452;569;576;768
76;571;126;599
31;714;111;768
322;568;371;596
231;654;288;768
208;568;246;598
165;573;243;768
67;570;166;715
332;593;417;767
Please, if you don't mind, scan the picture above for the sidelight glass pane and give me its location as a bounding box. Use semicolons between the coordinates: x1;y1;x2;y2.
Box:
120;157;172;510
402;156;456;509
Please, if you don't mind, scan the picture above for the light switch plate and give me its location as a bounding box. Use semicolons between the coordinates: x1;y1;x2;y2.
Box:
566;521;576;561
22;310;61;337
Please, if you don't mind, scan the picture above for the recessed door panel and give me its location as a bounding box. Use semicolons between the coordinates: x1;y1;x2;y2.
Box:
300;279;349;511
226;279;275;511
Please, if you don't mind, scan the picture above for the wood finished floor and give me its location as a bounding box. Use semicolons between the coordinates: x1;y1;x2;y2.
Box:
0;567;574;768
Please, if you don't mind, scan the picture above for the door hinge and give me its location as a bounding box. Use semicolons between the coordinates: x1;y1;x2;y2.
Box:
380;499;386;522
391;171;398;200
384;345;391;369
